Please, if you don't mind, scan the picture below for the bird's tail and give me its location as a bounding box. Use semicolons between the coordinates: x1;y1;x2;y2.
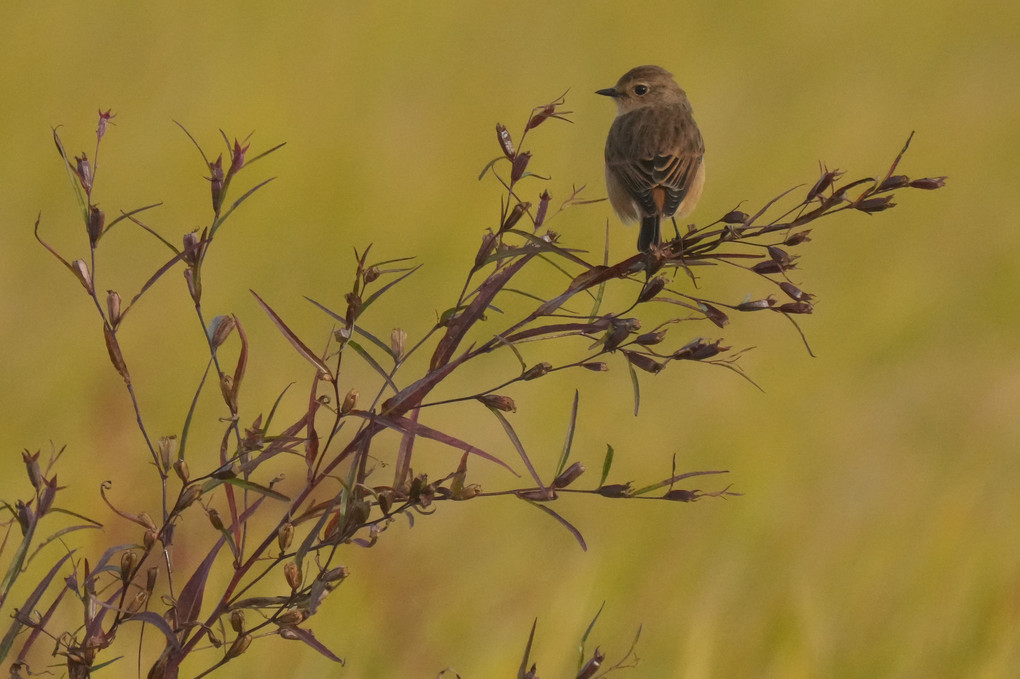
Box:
638;215;661;252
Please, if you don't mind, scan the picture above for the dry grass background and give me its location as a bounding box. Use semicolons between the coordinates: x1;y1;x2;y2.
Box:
1;1;1017;677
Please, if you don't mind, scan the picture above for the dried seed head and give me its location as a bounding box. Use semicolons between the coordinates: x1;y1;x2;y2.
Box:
495;123;515;160
699;303;730;328
552;462;585;488
751;260;785;274
779;282;813;302
225;633;252;659
474;231;498;269
663;489;699;502
806;166;843;202
721;210;748;224
622;350;663;374
157;435;177;473
96;109;115;142
87;205;105;247
909;176;947;190
878;174;910;191
363;265;381;284
137;512;157;531
126;591;147;614
784;230;812;247
207;508;224;531
277;522;294;552
340;389;358;415
390;328;406;360
230;610;245;633
855;196;896;213
208;315;236;349
173;485;202;513
284;562;302;591
510;151;531;183
581;361;609;372
534;189;552;229
75;154;93;193
500;201;530;232
106;290;122;328
597;483;632;498
522;362;552;380
173;459;190;483
635;330;666;346
209;155;225;213
777;302;814;314
321;565;350;583
146;566;159;593
673;338;728;361
276;609;305;626
638;275;667;303
21;450;43;491
143;529;157;550
477;394;516;412
120;551;137;582
226;138;249;181
71;259;94;294
736;297;775;311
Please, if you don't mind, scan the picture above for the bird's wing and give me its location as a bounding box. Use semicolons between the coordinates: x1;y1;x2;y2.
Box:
605;105;704;218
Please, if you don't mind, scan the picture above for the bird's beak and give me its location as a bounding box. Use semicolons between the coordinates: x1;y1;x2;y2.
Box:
596;87;621;98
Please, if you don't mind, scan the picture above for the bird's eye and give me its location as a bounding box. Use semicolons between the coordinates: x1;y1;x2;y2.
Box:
634;85;648;95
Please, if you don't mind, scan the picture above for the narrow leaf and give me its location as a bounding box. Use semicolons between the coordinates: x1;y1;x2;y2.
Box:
555;391;579;476
252;290;334;381
487;407;544;489
599;445;614;487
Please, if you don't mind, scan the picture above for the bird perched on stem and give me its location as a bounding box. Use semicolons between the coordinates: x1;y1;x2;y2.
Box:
598;65;705;252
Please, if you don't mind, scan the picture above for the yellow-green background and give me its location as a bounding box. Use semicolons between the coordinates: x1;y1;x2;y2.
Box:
1;1;1016;677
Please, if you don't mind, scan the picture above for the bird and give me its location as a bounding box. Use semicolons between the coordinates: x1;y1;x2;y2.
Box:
597;65;705;252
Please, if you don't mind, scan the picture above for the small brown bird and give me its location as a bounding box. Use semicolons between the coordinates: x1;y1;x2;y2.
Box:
598;65;705;251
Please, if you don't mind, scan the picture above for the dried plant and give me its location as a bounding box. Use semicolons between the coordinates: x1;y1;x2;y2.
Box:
3;94;945;678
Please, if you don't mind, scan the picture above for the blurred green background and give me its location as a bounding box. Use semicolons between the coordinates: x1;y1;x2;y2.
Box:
1;1;1017;677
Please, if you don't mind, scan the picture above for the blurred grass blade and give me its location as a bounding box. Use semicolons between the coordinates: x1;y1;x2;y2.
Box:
0;551;73;663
